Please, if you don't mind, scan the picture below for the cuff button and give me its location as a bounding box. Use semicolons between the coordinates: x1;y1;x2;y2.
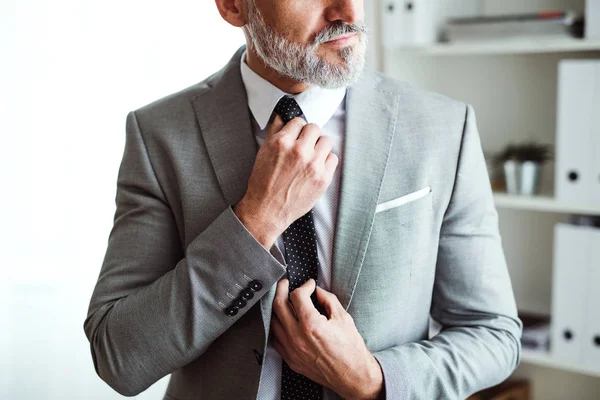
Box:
241;288;254;300
249;280;263;292
233;297;247;309
225;306;238;317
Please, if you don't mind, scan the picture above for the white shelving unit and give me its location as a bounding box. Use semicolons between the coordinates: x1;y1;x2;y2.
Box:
494;193;600;215
521;349;600;378
398;38;600;56
379;0;600;398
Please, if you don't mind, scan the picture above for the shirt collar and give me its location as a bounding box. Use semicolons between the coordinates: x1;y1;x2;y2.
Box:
240;50;346;130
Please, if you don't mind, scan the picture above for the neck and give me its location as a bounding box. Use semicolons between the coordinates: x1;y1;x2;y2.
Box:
244;44;311;95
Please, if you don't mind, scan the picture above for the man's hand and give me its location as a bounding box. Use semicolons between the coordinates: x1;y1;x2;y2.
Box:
271;278;384;400
234;116;338;250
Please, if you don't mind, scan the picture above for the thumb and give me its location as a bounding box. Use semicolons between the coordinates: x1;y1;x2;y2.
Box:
315;286;344;320
266;114;284;141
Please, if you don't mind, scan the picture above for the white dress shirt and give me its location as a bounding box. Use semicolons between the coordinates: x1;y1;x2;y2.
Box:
240;51;347;399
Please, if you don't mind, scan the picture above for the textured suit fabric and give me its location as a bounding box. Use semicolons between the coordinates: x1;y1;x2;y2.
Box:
84;45;522;400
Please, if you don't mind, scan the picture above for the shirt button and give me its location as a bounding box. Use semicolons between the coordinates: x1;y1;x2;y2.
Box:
249;280;263;292
233;297;247;309
225;306;238;317
241;288;255;300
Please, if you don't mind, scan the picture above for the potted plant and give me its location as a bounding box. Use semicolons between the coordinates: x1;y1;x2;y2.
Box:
494;142;553;195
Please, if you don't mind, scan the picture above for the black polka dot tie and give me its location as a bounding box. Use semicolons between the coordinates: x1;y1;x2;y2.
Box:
274;95;303;123
274;96;324;400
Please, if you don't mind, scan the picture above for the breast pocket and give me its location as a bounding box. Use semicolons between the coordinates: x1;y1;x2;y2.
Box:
375;186;432;215
361;186;435;290
374;187;433;227
351;187;436;332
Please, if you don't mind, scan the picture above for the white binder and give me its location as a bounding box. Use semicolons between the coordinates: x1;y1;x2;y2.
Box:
555;60;600;203
381;0;413;48
380;0;479;48
587;0;600;39
582;226;600;368
551;224;589;363
592;64;600;204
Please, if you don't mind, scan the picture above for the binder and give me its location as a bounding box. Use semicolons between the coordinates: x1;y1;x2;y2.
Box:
381;0;479;48
582;226;600;368
592;64;600;204
587;0;600;39
551;224;589;363
381;0;412;48
555;60;600;203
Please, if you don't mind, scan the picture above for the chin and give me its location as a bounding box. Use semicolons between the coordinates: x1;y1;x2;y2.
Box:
319;45;354;63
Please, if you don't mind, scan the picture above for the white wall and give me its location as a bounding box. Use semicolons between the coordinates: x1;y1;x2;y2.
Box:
1;1;245;398
1;1;383;398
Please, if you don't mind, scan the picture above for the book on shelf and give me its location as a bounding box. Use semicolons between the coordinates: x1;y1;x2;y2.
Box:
519;311;550;352
442;10;584;43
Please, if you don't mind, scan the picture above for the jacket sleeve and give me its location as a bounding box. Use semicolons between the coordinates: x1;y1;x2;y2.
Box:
372;104;523;399
83;111;287;396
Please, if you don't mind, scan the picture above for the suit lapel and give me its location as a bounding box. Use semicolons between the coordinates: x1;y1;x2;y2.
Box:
191;47;257;208
331;73;400;310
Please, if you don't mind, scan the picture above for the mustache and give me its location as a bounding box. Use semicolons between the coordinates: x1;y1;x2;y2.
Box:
312;21;367;45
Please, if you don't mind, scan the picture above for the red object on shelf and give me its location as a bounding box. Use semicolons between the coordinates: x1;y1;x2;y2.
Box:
537;11;565;19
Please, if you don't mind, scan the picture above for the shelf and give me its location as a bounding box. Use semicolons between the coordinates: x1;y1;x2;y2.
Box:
394;38;600;56
493;193;600;215
521;349;600;378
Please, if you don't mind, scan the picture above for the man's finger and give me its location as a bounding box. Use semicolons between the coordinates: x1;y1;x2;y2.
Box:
296;123;322;149
267;115;306;142
315;286;345;320
280;117;307;140
289;278;320;322
266;114;285;141
273;278;298;327
271;331;292;364
270;312;289;344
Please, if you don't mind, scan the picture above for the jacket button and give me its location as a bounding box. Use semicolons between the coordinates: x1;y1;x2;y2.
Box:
241;288;254;300
225;306;238;317
249;280;263;292
233;297;247;309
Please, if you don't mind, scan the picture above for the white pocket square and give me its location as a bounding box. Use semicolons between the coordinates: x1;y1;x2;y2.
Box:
375;186;432;213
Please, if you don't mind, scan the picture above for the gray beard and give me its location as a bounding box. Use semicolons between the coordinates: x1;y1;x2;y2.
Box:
244;0;367;89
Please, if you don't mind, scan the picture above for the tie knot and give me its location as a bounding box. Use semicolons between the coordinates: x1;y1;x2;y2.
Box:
274;96;303;123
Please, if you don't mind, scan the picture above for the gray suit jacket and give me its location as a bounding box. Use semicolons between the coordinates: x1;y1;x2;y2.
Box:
84;46;522;400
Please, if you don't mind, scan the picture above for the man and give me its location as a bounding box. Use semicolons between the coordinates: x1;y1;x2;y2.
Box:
84;0;522;399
